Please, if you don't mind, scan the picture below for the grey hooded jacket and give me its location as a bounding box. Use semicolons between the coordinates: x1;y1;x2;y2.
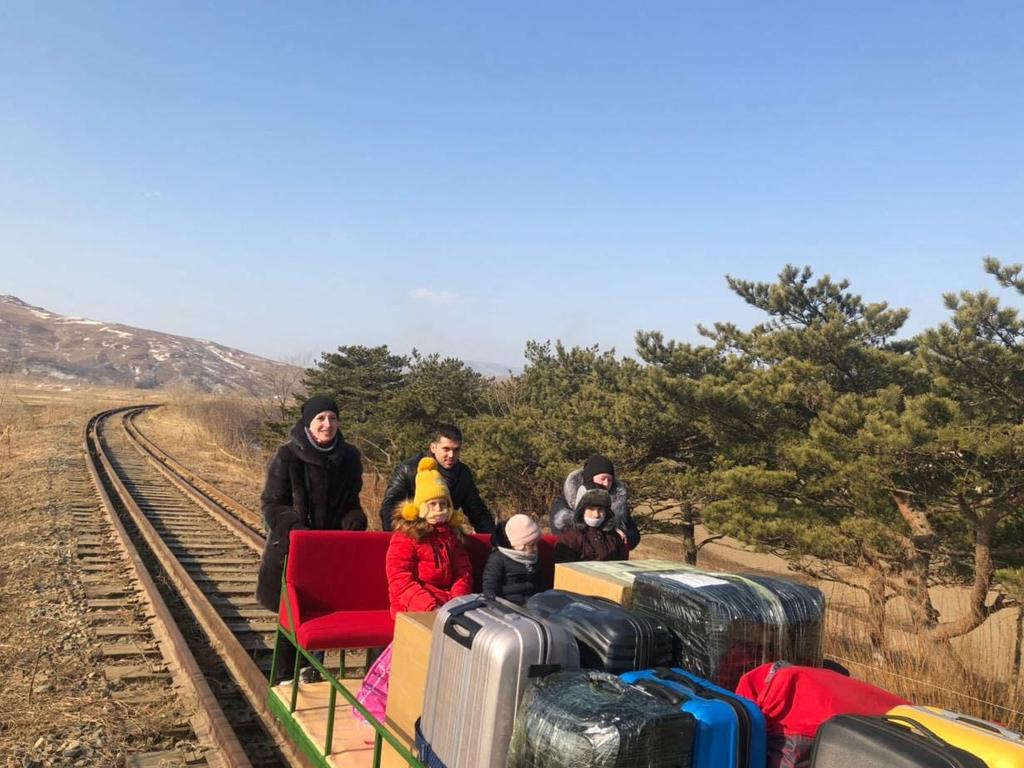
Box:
549;468;641;549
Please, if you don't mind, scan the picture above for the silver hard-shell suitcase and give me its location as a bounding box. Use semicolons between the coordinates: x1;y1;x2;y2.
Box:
417;594;580;768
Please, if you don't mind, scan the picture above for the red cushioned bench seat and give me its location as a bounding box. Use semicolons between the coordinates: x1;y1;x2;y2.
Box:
281;531;395;651
296;609;395;650
279;530;561;654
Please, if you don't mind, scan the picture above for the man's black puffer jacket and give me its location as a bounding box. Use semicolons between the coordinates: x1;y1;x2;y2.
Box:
378;452;495;533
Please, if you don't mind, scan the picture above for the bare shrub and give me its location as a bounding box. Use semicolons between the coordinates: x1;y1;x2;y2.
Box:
177;395;263;460
823;590;1024;730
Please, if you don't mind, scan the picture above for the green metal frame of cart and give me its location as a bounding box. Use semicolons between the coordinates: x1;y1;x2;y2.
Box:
266;558;425;768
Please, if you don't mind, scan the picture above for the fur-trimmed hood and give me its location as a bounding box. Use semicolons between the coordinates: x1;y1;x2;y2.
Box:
551;467;641;549
563;468;628;518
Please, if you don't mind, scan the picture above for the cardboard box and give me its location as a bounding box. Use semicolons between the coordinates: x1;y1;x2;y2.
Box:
384;611;436;743
380;718;416;768
553;559;692;606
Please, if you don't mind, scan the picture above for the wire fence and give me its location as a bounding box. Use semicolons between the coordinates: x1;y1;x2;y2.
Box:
830;653;1023;721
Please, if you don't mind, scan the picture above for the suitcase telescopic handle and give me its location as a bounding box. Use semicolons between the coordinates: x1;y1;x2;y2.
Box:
883;715;950;747
952;715;1002;734
652;667;698;692
632;679;686;706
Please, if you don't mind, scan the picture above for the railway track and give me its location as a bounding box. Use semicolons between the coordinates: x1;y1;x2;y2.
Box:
84;405;313;768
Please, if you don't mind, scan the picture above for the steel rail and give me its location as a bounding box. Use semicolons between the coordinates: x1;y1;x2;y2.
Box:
120;407;265;553
122;410;264;533
92;406;313;768
84;408;252;768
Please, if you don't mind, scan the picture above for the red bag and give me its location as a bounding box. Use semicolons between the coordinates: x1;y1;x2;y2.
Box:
736;662;909;768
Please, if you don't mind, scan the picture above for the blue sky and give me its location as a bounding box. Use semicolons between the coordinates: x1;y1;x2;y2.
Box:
2;3;1023;367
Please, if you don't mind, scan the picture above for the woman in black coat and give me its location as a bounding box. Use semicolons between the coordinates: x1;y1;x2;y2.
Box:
255;395;367;613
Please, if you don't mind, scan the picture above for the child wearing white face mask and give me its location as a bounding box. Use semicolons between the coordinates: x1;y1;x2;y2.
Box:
553;485;629;563
386;457;473;615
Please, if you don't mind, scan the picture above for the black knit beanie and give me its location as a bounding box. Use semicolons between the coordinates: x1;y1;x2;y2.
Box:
301;395;339;427
582;453;615;484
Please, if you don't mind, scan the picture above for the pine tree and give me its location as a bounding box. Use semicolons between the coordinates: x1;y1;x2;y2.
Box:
645;266;931;648
378;351;485;463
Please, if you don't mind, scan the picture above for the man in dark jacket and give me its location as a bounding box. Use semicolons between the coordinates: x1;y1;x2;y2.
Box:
378;423;495;533
550;453;641;550
256;395;366;681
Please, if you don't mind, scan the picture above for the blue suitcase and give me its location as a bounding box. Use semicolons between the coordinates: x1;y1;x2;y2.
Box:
622;667;767;768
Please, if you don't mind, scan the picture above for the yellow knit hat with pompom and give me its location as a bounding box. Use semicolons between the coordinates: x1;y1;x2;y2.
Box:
400;457;454;521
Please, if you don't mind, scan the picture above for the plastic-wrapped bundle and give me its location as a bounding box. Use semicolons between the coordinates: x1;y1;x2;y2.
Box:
631;570;825;691
744;574;825;671
526;590;673;673
507;670;694;768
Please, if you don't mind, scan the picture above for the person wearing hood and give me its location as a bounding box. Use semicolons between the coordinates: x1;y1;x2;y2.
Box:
554;484;629;563
482;514;543;605
550;453;640;550
256;395;366;680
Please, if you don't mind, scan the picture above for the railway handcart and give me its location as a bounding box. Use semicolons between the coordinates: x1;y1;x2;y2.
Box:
266;530;424;768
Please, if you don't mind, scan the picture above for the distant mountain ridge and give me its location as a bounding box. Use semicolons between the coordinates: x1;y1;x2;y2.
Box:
0;295;518;393
464;359;521;378
0;295;298;394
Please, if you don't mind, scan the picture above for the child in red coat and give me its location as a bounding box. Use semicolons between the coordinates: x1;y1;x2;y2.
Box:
385;456;473;615
356;457;472;730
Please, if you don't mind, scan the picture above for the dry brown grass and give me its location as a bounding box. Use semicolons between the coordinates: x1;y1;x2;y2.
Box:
0;379;189;764
134;393;268;512
803;571;1023;729
822;612;1024;731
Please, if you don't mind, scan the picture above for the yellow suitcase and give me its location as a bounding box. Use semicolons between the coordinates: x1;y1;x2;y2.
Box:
887;705;1024;768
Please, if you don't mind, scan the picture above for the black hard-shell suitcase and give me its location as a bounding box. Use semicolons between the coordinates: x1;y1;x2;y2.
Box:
631;570;824;690
525;590;673;673
506;669;695;768
810;714;989;768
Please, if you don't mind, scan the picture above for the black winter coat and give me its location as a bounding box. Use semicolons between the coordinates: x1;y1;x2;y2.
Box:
378;453;495;534
481;520;543;605
255;421;367;611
